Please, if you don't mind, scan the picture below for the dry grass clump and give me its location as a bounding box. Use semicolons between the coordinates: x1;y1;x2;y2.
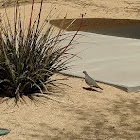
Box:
0;0;83;103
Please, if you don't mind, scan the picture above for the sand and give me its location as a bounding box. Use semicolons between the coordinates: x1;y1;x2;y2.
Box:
0;0;140;140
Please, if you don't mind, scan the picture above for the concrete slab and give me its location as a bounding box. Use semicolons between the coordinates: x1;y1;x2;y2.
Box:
61;31;140;92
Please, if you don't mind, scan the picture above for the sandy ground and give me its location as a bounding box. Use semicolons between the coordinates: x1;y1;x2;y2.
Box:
0;74;140;140
0;0;140;140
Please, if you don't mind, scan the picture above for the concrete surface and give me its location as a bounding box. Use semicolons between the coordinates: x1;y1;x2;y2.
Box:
61;31;140;92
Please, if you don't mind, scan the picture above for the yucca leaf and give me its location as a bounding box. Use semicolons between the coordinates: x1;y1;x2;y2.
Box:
0;0;83;103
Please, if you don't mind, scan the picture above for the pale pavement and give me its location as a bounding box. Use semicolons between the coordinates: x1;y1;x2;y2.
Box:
61;29;140;92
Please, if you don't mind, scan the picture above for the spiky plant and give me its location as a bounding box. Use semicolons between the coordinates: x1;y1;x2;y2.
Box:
0;0;83;103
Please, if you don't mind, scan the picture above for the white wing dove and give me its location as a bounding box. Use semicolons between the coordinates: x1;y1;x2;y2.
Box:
83;71;103;90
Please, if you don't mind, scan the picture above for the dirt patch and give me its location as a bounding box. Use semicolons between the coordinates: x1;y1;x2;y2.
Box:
0;74;140;140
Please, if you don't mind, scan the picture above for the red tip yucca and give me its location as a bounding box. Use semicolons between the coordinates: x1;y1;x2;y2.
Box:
0;0;83;103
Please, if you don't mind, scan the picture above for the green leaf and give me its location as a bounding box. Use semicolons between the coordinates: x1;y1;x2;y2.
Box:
0;129;10;136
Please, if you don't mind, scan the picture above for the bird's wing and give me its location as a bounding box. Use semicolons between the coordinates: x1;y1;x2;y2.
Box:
85;75;98;87
85;74;103;89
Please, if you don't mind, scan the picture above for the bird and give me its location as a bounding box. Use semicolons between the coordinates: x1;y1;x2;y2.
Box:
83;71;103;90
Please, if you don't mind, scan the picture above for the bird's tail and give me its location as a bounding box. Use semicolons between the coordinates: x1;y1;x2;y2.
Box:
99;86;103;90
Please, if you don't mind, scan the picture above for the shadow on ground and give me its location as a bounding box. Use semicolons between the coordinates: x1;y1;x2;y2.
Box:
50;18;140;39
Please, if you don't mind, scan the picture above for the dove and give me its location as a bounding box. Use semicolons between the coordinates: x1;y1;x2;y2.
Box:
83;71;103;90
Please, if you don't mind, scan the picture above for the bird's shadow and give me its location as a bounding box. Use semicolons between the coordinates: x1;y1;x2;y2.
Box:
82;87;102;93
